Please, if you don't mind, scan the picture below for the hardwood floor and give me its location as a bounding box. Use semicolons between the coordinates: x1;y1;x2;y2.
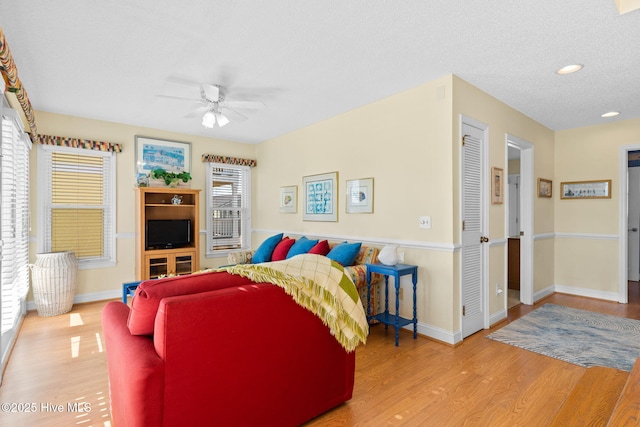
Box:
1;287;639;426
0;300;110;426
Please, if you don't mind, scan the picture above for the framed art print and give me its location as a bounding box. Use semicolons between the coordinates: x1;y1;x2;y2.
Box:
303;172;338;221
279;185;297;213
135;136;191;185
346;178;374;213
538;178;552;198
491;167;504;204
560;180;611;199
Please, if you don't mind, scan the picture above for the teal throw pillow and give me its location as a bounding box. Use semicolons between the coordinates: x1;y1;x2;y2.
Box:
326;242;362;266
252;233;284;263
286;236;319;259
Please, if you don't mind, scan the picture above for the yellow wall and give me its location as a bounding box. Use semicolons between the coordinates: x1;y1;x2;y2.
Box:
28;77;637;342
253;74;556;340
255;75;458;335
29;111;256;300
554;117;640;296
451;76;555;317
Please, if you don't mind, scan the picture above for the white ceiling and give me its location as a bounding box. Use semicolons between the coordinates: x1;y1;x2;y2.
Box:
1;1;639;144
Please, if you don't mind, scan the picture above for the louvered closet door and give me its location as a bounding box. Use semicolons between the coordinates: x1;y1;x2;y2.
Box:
461;123;485;338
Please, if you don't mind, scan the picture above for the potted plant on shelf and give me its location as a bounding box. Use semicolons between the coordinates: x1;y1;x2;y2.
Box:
147;168;192;188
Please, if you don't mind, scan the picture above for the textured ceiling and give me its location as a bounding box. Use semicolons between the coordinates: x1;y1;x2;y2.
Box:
0;1;639;144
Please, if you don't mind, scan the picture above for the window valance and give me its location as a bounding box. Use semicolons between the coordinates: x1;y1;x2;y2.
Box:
38;134;123;153
0;27;37;140
202;154;256;167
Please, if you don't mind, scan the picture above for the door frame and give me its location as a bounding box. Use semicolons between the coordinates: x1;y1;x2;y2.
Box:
506;135;534;305
627;166;640;281
459;115;490;336
618;144;640;303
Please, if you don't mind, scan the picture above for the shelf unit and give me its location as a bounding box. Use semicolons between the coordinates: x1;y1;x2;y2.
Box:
135;187;201;280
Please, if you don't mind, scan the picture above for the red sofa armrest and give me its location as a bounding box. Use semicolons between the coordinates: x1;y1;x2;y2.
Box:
102;301;165;427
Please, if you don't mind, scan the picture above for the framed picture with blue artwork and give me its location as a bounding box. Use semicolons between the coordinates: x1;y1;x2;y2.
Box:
135;136;191;186
303;172;338;221
346;178;374;213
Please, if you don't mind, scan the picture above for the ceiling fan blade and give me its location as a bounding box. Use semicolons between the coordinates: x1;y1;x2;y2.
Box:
201;84;220;102
220;107;248;122
156;94;205;103
219;100;265;110
215;112;230;127
184;106;209;118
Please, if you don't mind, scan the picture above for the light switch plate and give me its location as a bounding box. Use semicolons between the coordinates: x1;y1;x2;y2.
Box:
419;216;431;229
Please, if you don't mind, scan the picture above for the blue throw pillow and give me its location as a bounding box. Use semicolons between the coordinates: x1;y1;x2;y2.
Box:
286;236;319;259
326;242;362;266
252;233;284;263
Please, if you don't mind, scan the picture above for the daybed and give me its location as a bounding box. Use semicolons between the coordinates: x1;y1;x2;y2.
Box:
228;234;383;316
102;256;366;427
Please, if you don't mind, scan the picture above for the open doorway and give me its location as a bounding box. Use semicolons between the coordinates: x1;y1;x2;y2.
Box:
618;145;640;304
507;146;521;308
626;151;640;302
506;135;534;306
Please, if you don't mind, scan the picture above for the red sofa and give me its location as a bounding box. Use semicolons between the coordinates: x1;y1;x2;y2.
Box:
102;271;356;427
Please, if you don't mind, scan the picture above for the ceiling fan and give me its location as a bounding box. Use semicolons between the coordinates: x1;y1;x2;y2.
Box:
157;84;265;128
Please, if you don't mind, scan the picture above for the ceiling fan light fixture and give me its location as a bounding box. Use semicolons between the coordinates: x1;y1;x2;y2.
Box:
215;112;230;127
601;111;620;118
202;111;216;128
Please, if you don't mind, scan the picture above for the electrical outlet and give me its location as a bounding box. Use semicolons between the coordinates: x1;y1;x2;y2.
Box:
399;287;404;300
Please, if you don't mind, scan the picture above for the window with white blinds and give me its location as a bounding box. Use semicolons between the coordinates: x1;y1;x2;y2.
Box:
38;145;116;268
206;163;251;256
1;109;31;372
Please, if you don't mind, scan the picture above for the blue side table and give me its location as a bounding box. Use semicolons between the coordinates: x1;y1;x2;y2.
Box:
366;263;418;346
122;281;142;303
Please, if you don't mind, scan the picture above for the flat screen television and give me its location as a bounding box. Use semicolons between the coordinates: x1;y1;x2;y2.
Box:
146;219;191;250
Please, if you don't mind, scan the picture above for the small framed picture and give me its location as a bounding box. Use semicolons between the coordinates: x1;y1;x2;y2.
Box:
346;178;374;213
538;178;552;198
279;185;297;213
491;167;504;204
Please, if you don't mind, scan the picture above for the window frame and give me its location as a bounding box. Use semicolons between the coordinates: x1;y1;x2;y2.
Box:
0;105;31;376
205;162;252;258
37;144;116;269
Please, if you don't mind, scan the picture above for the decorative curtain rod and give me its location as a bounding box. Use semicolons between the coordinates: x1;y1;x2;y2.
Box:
202;154;256;167
0;27;37;141
38;134;123;153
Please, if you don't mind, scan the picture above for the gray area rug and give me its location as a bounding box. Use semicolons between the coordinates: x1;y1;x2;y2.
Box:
487;303;640;371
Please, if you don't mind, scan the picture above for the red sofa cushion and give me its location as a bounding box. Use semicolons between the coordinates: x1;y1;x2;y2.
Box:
308;239;330;255
271;237;296;261
127;271;254;335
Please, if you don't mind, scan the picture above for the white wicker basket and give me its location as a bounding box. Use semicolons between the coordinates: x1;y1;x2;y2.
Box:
31;252;78;317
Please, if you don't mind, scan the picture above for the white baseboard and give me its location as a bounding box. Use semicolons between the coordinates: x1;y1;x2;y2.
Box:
553;284;618;302
382;321;459;345
27;289;121;312
534;285;556;302
490;309;507;327
417;321;460;345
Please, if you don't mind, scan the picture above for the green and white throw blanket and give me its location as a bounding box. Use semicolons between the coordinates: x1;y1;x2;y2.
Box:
220;253;368;352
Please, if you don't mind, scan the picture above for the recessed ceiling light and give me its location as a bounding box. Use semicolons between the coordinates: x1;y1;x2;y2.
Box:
556;64;584;75
601;111;620;118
